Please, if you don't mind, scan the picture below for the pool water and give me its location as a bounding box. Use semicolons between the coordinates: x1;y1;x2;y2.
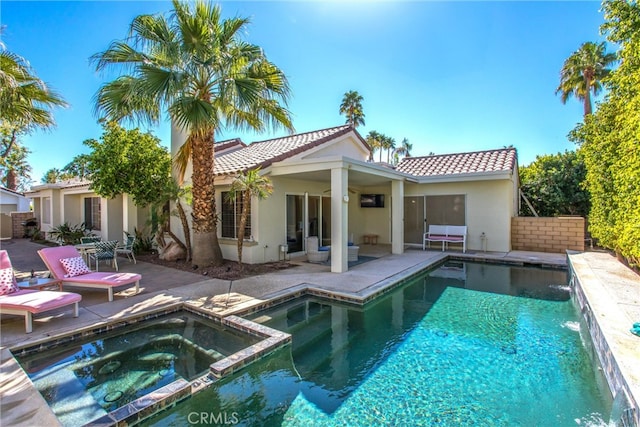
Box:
146;262;612;426
16;312;260;426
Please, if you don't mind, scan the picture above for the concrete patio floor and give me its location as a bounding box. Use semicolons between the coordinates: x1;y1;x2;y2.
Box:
0;238;570;426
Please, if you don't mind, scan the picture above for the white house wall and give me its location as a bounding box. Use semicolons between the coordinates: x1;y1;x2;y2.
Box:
300;135;369;161
404;178;515;252
0;190;30;214
63;194;82;227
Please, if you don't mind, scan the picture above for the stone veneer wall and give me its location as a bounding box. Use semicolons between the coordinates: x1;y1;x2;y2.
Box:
569;259;639;427
512;216;584;253
10;212;35;239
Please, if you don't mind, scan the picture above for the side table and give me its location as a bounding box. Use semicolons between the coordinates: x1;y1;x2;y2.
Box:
363;234;379;245
18;278;63;291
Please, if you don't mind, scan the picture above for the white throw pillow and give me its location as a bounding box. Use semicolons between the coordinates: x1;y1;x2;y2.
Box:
60;257;91;278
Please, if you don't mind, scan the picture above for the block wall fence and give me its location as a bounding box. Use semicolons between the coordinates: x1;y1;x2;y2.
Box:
511;216;585;253
10;212;35;239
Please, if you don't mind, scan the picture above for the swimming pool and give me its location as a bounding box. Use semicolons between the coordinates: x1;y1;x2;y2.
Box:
145;261;613;426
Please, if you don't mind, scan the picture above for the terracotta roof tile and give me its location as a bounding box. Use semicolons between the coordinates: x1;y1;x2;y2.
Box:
396;148;517;177
214;125;354;175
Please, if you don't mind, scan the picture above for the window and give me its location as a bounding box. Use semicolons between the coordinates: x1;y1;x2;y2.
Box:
221;192;251;239
42;197;51;224
425;195;465;227
84;197;101;231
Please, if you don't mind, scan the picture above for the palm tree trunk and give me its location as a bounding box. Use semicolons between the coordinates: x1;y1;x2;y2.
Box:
236;190;249;271
584;72;593;116
6;169;17;191
176;200;192;262
190;131;224;267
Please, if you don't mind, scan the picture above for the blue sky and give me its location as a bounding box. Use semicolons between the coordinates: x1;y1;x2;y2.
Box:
2;1;606;183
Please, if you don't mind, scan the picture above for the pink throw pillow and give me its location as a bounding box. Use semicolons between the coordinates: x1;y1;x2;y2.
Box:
60;257;91;278
0;267;19;296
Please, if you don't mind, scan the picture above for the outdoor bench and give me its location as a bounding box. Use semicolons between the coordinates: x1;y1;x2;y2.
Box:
423;225;467;253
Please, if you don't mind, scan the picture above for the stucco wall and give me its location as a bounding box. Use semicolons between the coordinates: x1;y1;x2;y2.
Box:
405;178;516;252
512;216;584;253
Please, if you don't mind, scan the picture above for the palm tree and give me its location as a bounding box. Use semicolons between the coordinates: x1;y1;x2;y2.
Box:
63;154;91;180
365;130;382;162
556;41;616;116
0;42;67;158
384;136;396;164
227;169;273;271
0;142;31;191
394;137;413;160
92;0;293;267
339;91;365;128
42;168;63;184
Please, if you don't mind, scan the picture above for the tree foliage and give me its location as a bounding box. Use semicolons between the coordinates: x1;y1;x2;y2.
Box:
519;151;589;217
227;168;273;271
569;0;640;265
0;125;31;191
339;91;365;128
84;121;172;207
556;41;616;116
92;0;293;267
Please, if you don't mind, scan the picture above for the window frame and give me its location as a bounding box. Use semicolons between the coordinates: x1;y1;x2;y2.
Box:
84;197;101;231
221;191;251;240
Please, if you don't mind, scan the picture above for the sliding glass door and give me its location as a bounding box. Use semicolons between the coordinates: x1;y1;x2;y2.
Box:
286;195;304;253
286;194;332;253
404;196;425;244
404;195;466;245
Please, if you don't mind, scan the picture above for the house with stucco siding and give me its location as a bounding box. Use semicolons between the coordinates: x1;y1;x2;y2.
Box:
171;125;519;273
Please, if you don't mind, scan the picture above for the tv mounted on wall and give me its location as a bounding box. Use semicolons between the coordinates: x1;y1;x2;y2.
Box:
360;194;385;208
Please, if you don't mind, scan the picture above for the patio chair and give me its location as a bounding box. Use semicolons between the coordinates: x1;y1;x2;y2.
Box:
80;236;102;244
90;240;119;271
306;236;329;263
38;246;141;302
0;250;81;333
116;235;136;264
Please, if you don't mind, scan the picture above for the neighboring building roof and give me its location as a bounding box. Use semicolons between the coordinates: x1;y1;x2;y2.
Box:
214;125;361;175
0;186;26;196
27;179;91;193
395;148;517;177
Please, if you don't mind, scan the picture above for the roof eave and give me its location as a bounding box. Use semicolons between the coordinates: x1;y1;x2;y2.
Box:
414;169;514;183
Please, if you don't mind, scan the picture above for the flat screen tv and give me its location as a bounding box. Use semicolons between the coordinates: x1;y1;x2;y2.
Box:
360;194;385;208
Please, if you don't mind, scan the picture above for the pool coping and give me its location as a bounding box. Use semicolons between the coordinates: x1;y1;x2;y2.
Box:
568;252;640;427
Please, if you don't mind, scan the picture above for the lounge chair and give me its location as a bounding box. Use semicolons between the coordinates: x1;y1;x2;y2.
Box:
306;236;329;263
0;250;81;333
38;246;141;302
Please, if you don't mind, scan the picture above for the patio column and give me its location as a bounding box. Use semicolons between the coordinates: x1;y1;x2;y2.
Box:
123;194;137;238
331;167;348;273
391;179;404;254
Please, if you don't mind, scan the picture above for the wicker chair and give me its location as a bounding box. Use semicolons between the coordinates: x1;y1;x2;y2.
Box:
306;236;329;263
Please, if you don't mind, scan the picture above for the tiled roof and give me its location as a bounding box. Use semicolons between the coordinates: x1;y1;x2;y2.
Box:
214;125;356;175
396;148;517;177
215;138;245;153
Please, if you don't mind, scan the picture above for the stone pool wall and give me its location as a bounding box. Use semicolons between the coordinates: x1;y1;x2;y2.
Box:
568;253;639;427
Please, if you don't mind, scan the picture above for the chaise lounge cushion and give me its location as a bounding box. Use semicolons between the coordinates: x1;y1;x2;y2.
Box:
0;289;82;314
0;267;20;296
38;246;142;301
60;256;92;278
